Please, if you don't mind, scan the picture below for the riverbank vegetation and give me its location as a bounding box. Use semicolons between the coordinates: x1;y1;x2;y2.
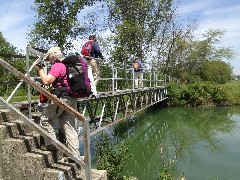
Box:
167;80;240;107
95;132;133;179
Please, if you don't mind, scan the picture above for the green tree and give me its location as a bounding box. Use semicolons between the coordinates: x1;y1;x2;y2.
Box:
106;0;174;63
169;29;235;83
200;60;232;84
0;32;18;55
95;132;132;179
0;32;27;97
28;0;97;51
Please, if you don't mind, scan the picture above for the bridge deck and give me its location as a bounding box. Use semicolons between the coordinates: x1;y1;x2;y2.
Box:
0;47;171;179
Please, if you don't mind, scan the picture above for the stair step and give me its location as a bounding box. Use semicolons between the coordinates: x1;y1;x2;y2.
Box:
18;134;41;151
17;152;48;180
50;162;77;179
0;124;9;140
12;119;33;134
76;169;108;180
41;168;66;180
0;109;17;123
0;120;35;139
0;108;108;180
2;138;28;154
0;122;20;138
32;149;59;166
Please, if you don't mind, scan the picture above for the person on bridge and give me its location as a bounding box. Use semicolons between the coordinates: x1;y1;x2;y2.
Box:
81;35;104;95
133;58;143;88
36;46;80;160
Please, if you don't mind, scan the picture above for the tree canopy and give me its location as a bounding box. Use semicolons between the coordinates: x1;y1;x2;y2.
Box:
0;32;28;96
27;0;236;83
28;0;98;51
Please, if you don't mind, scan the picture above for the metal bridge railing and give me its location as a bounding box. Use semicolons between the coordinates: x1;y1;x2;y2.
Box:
93;60;167;95
0;46;170;180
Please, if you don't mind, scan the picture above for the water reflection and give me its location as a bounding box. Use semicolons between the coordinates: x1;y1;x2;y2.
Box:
109;106;240;180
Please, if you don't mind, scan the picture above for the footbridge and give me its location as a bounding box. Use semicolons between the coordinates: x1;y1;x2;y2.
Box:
0;47;170;179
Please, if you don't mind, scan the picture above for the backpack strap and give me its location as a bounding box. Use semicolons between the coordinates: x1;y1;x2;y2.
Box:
53;61;69;98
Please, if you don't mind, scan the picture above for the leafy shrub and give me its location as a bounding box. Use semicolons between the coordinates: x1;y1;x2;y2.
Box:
167;83;187;107
167;81;239;107
95;132;133;179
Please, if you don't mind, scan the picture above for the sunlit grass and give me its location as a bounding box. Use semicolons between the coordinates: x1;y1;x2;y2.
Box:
2;95;39;103
220;80;240;89
218;80;240;105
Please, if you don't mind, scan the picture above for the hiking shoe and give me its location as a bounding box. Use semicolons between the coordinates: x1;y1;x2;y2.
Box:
40;144;56;151
59;157;68;163
89;94;96;98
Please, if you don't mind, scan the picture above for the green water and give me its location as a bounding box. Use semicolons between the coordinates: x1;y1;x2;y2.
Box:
109;106;240;180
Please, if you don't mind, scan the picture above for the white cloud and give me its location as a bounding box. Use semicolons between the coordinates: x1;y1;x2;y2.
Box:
0;0;239;74
0;0;35;51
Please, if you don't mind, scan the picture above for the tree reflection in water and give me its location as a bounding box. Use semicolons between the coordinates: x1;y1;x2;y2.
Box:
110;106;240;180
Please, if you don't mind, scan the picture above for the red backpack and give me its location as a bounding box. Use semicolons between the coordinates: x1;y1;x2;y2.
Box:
81;40;93;57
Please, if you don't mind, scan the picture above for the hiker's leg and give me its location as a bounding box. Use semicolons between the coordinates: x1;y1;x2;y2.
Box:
87;63;97;95
134;72;140;88
140;72;143;88
59;97;80;158
90;59;100;86
134;72;138;88
40;102;64;145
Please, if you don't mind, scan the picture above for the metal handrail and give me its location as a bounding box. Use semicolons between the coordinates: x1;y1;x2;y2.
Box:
0;55;93;179
97;61;166;93
0;47;169;180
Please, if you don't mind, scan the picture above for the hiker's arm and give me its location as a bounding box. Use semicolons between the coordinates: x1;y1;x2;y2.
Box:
37;68;56;85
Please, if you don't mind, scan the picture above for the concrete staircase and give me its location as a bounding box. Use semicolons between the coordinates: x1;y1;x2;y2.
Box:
0;109;107;180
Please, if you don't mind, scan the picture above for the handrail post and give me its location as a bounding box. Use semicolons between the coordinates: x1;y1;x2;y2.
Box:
164;74;167;86
153;71;156;87
83;119;92;180
132;68;134;89
115;68;118;91
26;46;32;119
156;73;158;87
112;64;115;94
150;71;152;88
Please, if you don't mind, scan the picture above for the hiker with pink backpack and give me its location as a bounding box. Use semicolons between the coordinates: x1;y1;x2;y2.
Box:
36;47;81;160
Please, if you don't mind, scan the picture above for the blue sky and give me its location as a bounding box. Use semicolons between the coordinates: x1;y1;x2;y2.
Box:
0;0;239;74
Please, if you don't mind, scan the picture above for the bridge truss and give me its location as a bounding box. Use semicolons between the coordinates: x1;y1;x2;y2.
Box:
77;86;167;130
3;46;169;132
0;46;171;179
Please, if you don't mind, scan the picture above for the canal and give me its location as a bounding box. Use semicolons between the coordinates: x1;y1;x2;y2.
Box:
91;106;240;180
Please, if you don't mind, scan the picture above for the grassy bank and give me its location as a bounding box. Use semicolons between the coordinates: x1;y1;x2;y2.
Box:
167;81;240;107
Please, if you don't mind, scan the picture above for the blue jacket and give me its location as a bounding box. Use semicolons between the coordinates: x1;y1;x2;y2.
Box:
90;41;104;60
